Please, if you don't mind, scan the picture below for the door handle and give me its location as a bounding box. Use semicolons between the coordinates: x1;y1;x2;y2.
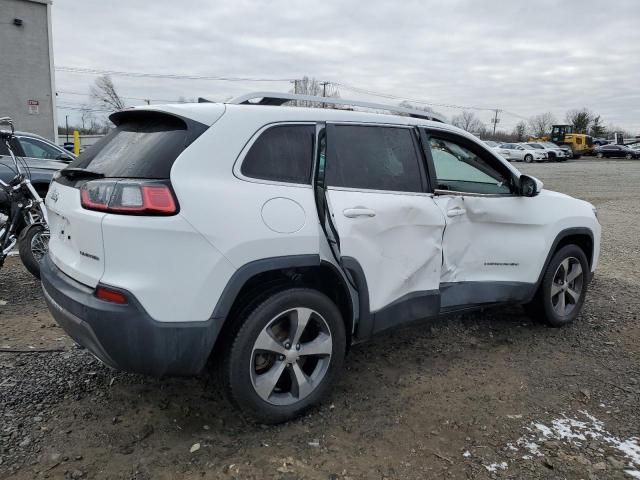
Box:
343;207;376;218
447;207;466;217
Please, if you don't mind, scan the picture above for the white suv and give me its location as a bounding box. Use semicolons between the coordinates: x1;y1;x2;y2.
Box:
41;93;600;423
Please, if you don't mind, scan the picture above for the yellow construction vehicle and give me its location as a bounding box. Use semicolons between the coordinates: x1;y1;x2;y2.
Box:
529;125;593;157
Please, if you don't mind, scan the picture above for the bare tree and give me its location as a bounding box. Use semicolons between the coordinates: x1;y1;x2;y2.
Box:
80;104;94;131
91;75;126;111
528;112;555;138
565;108;592;134
289;77;339;107
513;121;528;142
451;110;485;133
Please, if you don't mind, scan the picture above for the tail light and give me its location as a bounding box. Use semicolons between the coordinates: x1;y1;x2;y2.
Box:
80;180;178;215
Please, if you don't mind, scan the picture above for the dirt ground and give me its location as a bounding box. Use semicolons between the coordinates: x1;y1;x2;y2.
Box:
1;159;639;480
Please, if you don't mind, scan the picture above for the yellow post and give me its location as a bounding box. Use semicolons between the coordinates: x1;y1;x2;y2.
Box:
73;130;80;156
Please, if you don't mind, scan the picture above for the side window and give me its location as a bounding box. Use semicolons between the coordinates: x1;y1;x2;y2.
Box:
326;125;423;193
241;125;315;184
428;135;513;195
18;137;60;159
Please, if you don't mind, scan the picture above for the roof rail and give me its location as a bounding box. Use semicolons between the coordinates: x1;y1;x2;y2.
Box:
228;92;446;123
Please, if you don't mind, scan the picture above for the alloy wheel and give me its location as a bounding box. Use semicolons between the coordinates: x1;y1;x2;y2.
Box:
550;257;584;316
250;307;332;406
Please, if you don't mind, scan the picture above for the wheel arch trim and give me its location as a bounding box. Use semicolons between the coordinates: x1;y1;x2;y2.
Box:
210;254;322;320
528;227;595;303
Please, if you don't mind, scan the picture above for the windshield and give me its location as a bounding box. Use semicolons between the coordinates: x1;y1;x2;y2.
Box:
528;144;544;149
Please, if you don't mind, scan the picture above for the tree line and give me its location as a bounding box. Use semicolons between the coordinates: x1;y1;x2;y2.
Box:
448;108;633;143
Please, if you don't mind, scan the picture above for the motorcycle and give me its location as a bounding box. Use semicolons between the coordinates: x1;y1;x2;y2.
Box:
0;117;49;279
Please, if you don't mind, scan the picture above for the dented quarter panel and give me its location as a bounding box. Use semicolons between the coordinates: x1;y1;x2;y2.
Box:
326;189;445;312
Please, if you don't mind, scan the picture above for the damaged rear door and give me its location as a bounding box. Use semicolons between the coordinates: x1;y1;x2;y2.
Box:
323;123;446;334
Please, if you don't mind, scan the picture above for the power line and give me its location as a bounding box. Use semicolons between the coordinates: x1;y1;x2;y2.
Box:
55;67;533;122
56;66;294;82
501;109;530;121
57;89;176;103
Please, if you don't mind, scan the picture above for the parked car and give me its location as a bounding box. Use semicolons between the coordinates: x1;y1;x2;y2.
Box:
41;93;601;423
526;142;568;162
498;143;548;162
0;131;75;197
595;144;640;159
541;141;573;159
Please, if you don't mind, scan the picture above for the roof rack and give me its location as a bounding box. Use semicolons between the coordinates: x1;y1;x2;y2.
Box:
228;92;446;123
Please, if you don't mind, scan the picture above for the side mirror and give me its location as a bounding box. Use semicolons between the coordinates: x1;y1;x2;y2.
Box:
56;153;74;162
519;175;543;197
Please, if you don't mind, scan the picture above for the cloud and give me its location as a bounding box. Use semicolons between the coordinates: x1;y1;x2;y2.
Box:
52;0;640;132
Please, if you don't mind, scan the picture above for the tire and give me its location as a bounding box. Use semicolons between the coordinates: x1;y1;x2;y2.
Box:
18;224;49;280
524;154;533;163
221;288;346;424
626;153;632;160
525;244;590;327
596;152;603;158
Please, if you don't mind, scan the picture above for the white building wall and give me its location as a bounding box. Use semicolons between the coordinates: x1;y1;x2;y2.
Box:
0;0;56;141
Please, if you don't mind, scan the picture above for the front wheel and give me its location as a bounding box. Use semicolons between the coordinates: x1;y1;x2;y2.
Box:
18;224;49;279
525;245;589;327
524;154;533;163
221;288;346;424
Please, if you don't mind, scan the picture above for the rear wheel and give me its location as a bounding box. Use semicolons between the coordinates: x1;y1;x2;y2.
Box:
597;152;604;158
221;288;346;424
626;153;633;160
524;154;533;163
18;224;49;279
525;245;589;327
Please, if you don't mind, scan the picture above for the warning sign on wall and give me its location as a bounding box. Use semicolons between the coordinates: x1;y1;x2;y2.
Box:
28;100;39;115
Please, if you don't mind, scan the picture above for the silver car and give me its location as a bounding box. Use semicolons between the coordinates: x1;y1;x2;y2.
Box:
0;131;75;197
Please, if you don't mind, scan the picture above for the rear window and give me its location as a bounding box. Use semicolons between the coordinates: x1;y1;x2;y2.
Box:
70;111;206;179
241;124;315;184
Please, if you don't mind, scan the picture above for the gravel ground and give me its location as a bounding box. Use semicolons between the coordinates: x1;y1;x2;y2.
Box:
1;159;639;480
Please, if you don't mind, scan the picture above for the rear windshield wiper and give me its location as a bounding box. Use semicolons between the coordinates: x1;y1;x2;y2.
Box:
59;168;105;179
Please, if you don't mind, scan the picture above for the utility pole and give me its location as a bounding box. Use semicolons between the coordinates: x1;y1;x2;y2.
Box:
290;79;300;106
144;99;151;105
65;115;69;143
320;81;329;108
491;109;501;136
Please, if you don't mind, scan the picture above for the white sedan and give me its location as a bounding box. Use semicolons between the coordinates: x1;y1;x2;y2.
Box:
527;142;567;162
498;143;548;162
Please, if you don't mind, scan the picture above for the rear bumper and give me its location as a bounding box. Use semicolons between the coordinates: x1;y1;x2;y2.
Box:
40;255;221;377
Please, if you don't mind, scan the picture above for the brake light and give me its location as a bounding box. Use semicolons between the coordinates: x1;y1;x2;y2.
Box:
80;180;177;215
95;286;128;304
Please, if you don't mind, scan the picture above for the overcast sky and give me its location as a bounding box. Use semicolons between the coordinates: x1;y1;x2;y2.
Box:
52;0;640;133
